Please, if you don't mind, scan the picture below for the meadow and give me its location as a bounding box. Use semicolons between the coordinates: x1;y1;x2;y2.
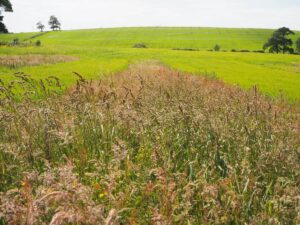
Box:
0;27;300;100
0;27;300;224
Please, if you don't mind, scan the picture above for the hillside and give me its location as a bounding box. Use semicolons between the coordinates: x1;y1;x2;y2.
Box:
0;27;300;100
1;27;300;50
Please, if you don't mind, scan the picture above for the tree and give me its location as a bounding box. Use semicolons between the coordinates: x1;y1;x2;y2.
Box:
213;44;221;52
36;21;45;32
263;27;295;54
0;0;13;33
48;15;61;31
296;38;300;54
0;19;8;33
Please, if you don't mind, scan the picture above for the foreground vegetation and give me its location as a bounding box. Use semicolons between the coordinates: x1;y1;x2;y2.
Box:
0;27;300;100
0;63;299;224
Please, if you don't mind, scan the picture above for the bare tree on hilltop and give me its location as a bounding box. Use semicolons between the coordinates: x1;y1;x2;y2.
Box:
48;15;61;31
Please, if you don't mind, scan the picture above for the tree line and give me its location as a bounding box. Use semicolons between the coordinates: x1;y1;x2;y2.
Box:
36;16;61;32
0;0;61;33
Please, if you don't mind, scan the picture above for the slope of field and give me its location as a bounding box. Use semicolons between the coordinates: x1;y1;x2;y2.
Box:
0;27;300;100
2;27;300;50
0;63;299;224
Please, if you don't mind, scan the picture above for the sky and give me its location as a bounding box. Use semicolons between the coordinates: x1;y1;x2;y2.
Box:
2;0;300;33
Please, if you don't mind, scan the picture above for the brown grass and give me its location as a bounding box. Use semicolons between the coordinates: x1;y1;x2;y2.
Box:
295;63;300;73
0;55;78;68
0;62;299;224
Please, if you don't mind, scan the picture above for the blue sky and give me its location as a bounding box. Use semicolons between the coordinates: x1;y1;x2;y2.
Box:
3;0;300;32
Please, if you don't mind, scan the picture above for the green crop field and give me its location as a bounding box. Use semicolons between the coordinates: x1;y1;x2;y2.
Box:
0;27;300;100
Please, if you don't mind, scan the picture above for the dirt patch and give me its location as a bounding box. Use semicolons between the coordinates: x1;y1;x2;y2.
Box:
0;55;79;68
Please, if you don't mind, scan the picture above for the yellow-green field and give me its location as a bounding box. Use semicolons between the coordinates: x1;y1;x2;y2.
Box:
0;27;300;100
1;28;300;224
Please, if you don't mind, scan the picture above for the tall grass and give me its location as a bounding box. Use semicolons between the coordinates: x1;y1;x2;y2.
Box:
0;55;78;69
0;63;299;224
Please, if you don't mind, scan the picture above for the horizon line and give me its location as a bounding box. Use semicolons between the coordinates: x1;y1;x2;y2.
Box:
4;26;300;34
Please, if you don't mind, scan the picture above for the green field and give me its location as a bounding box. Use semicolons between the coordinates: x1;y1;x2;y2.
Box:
1;27;300;100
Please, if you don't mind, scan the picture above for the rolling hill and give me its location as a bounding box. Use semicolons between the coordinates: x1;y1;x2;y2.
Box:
0;27;300;100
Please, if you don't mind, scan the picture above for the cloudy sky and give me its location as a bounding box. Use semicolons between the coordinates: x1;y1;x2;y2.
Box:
3;0;300;32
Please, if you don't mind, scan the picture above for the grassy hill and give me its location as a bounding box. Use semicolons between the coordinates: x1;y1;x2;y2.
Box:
2;27;300;50
0;27;300;100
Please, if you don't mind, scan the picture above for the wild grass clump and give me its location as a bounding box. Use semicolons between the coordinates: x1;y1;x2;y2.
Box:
0;55;78;69
0;41;8;46
0;63;299;224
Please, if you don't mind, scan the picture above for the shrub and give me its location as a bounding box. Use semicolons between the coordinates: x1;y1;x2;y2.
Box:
213;44;221;51
133;43;147;48
35;40;41;47
231;49;237;52
253;50;265;53
173;48;198;51
240;49;250;52
11;38;20;46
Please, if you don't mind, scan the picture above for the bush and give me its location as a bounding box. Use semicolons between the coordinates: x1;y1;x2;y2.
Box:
133;43;147;48
173;48;198;51
253;50;265;53
35;40;41;47
240;50;250;52
11;38;20;46
231;49;237;52
213;44;221;51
